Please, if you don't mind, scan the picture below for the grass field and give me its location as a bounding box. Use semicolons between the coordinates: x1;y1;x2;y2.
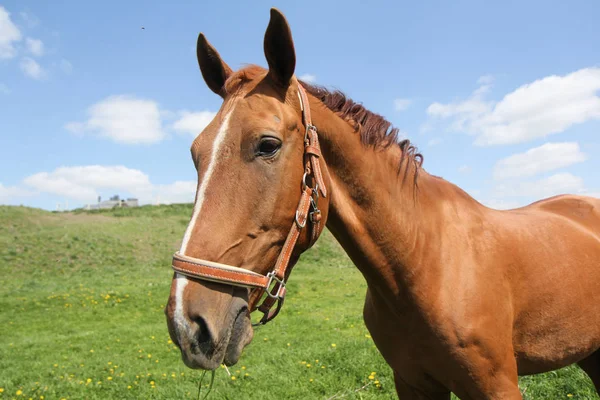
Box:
0;204;597;399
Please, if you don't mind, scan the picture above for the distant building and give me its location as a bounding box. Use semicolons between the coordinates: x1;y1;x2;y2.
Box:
86;195;139;210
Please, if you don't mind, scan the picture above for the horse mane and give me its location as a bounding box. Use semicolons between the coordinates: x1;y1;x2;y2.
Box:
224;65;423;183
299;80;423;184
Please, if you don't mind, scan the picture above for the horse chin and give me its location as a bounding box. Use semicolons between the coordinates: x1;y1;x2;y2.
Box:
223;310;254;366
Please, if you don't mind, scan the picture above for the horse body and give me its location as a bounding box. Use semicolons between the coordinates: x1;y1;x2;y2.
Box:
308;88;600;396
165;8;600;398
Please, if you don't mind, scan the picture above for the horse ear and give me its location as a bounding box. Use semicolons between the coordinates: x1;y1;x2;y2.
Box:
197;33;233;97
264;8;296;87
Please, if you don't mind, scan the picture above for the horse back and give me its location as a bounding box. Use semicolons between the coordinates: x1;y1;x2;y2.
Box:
527;194;600;235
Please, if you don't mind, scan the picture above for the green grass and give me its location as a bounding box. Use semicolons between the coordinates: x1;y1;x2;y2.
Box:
0;204;597;399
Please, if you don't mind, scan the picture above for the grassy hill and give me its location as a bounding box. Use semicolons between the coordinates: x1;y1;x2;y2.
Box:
0;205;596;399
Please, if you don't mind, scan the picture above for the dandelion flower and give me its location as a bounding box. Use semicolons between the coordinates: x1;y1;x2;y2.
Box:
331;343;336;347
231;376;236;381
16;389;23;395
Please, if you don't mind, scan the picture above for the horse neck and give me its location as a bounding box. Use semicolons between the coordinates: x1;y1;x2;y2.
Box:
311;100;482;305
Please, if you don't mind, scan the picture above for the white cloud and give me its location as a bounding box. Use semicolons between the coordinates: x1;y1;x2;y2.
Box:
172;110;216;137
427;68;600;146
427;137;442;146
481;198;522;210
22;165;196;205
458;165;471;174
492;172;585;199
59;59;72;74
299;73;316;83
0;83;9;94
24;165;150;201
66;95;166;144
494;142;587;180
144;181;197;205
393;98;412;112
25;37;44;56
0;6;22;59
477;75;494;85
20;57;46;80
0;183;34;204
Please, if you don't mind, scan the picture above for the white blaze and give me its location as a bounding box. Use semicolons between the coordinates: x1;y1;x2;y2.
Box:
174;110;233;328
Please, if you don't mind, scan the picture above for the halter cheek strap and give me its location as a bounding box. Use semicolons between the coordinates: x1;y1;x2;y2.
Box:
171;83;327;325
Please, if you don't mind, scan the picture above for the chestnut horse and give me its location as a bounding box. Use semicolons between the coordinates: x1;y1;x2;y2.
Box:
165;8;600;399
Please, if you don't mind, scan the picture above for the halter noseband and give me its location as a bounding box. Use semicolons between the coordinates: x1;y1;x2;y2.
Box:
171;83;327;325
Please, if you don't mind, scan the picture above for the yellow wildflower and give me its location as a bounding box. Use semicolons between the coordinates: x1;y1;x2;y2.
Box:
17;389;23;395
231;376;236;381
331;343;336;347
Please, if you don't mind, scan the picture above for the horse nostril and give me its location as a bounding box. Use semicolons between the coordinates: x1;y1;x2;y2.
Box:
192;315;212;345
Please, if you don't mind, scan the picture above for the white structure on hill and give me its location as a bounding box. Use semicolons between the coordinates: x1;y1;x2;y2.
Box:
86;195;139;210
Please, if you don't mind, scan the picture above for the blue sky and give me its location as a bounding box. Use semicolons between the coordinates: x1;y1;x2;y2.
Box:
1;0;599;210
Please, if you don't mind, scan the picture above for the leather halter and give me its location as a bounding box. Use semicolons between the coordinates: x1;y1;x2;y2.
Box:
171;83;327;325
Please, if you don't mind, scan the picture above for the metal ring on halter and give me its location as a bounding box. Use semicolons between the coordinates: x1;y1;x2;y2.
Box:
302;172;319;193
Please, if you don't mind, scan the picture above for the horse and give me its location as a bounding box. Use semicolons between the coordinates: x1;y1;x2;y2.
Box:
164;8;600;399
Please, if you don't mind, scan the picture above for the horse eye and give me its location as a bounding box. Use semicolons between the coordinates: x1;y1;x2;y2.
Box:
257;137;282;157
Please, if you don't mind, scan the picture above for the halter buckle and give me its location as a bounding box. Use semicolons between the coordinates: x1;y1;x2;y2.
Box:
265;271;286;299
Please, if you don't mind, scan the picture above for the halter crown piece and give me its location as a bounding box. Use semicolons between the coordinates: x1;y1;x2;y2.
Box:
171;83;327;325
